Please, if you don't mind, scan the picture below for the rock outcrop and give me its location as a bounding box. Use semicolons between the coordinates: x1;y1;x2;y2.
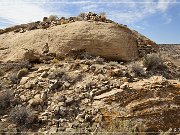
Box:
0;13;159;62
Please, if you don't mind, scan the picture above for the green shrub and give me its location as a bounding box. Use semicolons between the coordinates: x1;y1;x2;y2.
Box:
143;53;164;70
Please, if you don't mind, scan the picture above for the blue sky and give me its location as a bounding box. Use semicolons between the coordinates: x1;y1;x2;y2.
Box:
0;0;180;43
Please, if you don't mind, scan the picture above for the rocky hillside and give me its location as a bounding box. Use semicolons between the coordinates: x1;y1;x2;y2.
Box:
0;13;179;134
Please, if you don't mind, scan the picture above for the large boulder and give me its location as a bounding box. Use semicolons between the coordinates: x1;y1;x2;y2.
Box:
0;21;157;62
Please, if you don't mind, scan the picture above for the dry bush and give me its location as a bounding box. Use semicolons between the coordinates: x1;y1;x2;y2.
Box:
9;106;35;127
130;62;145;77
0;61;31;74
143;53;165;70
60;17;66;20
0;90;12;114
78;12;86;20
99;12;106;22
27;22;38;31
13;61;31;70
49;15;58;21
9;72;20;84
23;49;40;63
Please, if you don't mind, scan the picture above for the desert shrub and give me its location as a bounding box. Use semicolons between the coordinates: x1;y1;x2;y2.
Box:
0;90;12;114
98;12;106;22
78;12;86;20
130;62;145;77
17;68;28;79
9;73;20;84
27;22;38;31
13;61;31;70
2;61;31;72
143;53;165;70
49;15;58;21
9;106;35;127
23;49;40;63
60;17;66;20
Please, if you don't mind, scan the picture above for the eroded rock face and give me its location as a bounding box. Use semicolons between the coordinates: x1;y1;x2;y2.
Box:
0;21;146;62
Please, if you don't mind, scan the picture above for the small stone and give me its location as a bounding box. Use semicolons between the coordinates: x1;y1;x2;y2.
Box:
8;124;16;129
110;69;123;77
41;71;48;78
24;81;34;89
102;81;109;85
20;77;29;84
49;126;57;133
56;95;66;102
65;97;74;105
38;128;46;132
81;98;90;104
1;118;7;122
58;102;65;107
28;98;43;106
63;81;71;88
34;94;41;99
41;92;47;100
59;106;66;116
71;121;79;128
49;80;59;90
100;86;109;91
54;106;60;114
42;43;49;54
20;95;28;102
58;127;66;131
85;114;92;122
76;114;85;123
120;82;129;89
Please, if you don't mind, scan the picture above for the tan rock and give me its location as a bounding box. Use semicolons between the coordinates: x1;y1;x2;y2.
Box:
0;21;158;62
20;95;28;102
28;98;43;106
20;77;29;84
94;89;123;100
